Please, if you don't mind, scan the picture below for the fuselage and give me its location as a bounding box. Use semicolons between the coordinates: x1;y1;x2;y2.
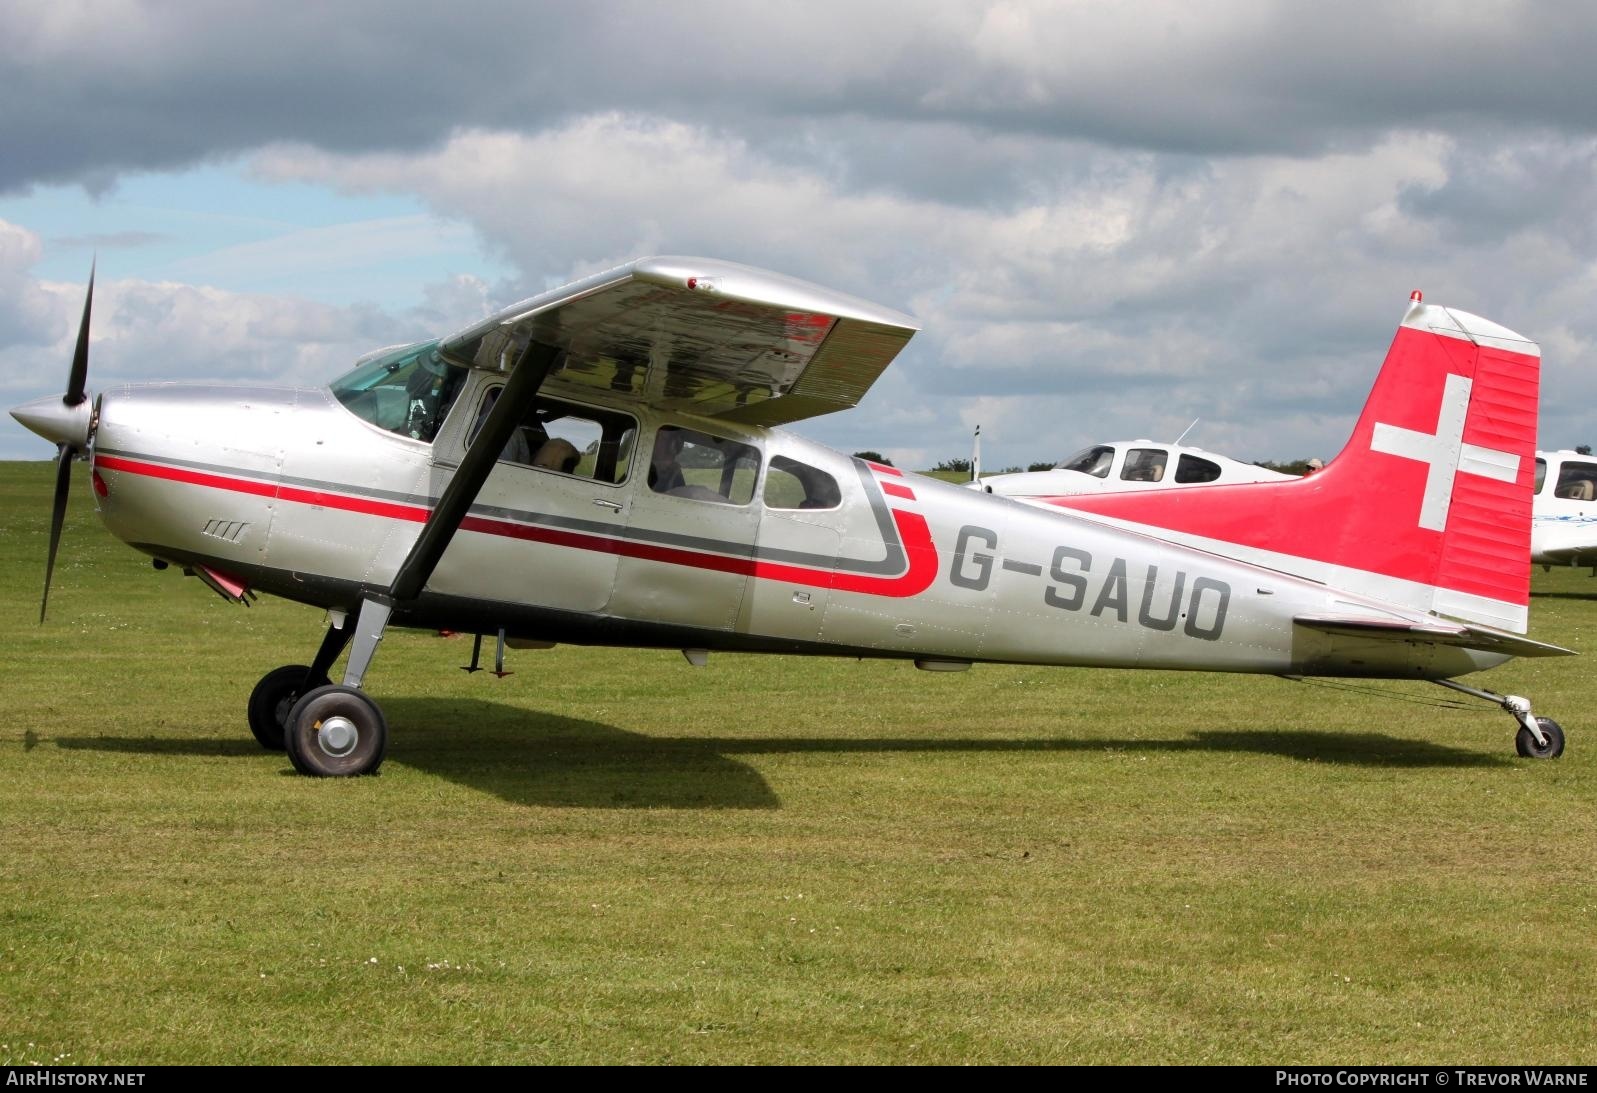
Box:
79;360;1507;682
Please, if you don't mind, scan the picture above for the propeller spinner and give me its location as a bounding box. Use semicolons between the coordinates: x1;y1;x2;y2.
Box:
9;265;98;622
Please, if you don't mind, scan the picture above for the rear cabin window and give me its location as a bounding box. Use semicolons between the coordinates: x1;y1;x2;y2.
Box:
1554;461;1597;501
330;341;467;443
648;426;760;505
1121;448;1167;482
764;456;841;510
1535;458;1547;495
1174;454;1222;483
1060;445;1113;478
470;389;637;484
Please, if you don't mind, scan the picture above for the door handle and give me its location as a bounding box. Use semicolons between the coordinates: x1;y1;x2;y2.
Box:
592;498;623;512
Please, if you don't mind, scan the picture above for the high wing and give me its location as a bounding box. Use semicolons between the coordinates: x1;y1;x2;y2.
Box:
439;256;919;427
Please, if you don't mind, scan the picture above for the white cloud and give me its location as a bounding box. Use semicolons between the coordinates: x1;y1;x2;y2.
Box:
242;115;1597;463
156;214;479;289
0;237;496;458
11;2;1597;196
10;6;1597;463
0;220;61;349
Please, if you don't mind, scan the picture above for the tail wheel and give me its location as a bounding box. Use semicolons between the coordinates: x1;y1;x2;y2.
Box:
284;685;388;777
1515;717;1565;760
247;664;331;751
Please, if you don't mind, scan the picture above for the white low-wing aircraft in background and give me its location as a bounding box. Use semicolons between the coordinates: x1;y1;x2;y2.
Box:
1533;449;1597;571
972;438;1297;499
12;263;1574;775
977;408;1595;579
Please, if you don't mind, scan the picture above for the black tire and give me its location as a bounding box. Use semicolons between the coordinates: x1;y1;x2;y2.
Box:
247;665;331;751
283;685;388;777
1515;717;1565;760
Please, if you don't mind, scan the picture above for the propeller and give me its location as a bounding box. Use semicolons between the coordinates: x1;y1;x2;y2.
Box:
19;264;96;623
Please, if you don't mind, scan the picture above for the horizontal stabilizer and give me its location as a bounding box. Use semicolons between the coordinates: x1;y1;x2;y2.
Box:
1293;615;1574;658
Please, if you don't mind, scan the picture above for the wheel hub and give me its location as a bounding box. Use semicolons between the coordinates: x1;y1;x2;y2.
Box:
317;715;359;757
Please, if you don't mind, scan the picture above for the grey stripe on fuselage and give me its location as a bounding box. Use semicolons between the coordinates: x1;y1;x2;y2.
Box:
98;449;910;576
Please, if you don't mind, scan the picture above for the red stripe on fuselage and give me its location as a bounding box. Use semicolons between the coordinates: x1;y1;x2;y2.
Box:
461;508;938;596
97;454;938;599
95;455;431;524
880;481;916;500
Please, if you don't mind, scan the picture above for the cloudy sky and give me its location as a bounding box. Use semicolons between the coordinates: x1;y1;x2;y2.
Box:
4;1;1597;469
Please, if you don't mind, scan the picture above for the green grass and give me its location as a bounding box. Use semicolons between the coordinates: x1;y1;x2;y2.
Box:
2;460;1595;1064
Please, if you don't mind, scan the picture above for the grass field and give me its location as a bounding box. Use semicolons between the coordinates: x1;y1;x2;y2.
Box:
2;459;1594;1064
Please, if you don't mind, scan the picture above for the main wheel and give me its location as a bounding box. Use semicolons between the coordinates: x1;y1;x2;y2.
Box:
247;665;331;751
283;685;388;777
1515;717;1565;759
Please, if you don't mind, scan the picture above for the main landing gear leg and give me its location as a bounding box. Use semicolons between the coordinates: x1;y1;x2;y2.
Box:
283;598;392;777
1432;679;1566;759
308;619;354;683
245;619;353;752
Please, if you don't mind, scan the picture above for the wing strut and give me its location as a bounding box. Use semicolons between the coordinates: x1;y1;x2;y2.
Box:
340;340;562;689
390;341;561;601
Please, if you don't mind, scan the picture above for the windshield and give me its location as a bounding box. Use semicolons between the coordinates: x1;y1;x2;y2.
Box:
1060;445;1114;478
329;341;467;443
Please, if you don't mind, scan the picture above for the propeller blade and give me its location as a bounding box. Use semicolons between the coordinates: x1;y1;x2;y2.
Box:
66;262;94;407
41;443;74;624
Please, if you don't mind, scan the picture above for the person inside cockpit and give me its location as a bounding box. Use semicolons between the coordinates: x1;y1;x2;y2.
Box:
648;428;687;494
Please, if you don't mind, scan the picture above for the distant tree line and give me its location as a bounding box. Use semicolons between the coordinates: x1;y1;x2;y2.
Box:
899;455;1324;475
867;450;1597;475
923;458;1059;474
919;455;1323;475
1252;458;1319;476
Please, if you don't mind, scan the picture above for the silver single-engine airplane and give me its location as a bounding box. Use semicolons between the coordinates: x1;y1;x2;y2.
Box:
12;260;1573;775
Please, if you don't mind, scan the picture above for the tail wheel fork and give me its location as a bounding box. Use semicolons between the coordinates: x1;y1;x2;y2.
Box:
1432;679;1566;759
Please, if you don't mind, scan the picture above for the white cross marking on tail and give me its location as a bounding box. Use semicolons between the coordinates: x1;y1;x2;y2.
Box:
1368;373;1519;532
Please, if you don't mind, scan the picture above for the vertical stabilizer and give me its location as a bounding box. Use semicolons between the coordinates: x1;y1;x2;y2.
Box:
1049;295;1541;632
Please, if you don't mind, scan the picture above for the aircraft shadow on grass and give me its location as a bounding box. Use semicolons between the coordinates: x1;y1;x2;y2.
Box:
49;697;1508;809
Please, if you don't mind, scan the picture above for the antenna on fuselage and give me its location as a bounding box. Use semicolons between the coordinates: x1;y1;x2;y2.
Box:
1173;418;1200;446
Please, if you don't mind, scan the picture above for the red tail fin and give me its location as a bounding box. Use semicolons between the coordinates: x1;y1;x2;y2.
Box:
1050;296;1541;632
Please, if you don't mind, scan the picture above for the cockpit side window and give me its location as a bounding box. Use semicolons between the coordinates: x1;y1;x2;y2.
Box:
1060;445;1114;478
330;341;466;443
1121;448;1167;482
1174;454;1222;483
649;426;760;505
1534;458;1548;495
764;456;841;510
1554;460;1597;501
469;389;637;484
